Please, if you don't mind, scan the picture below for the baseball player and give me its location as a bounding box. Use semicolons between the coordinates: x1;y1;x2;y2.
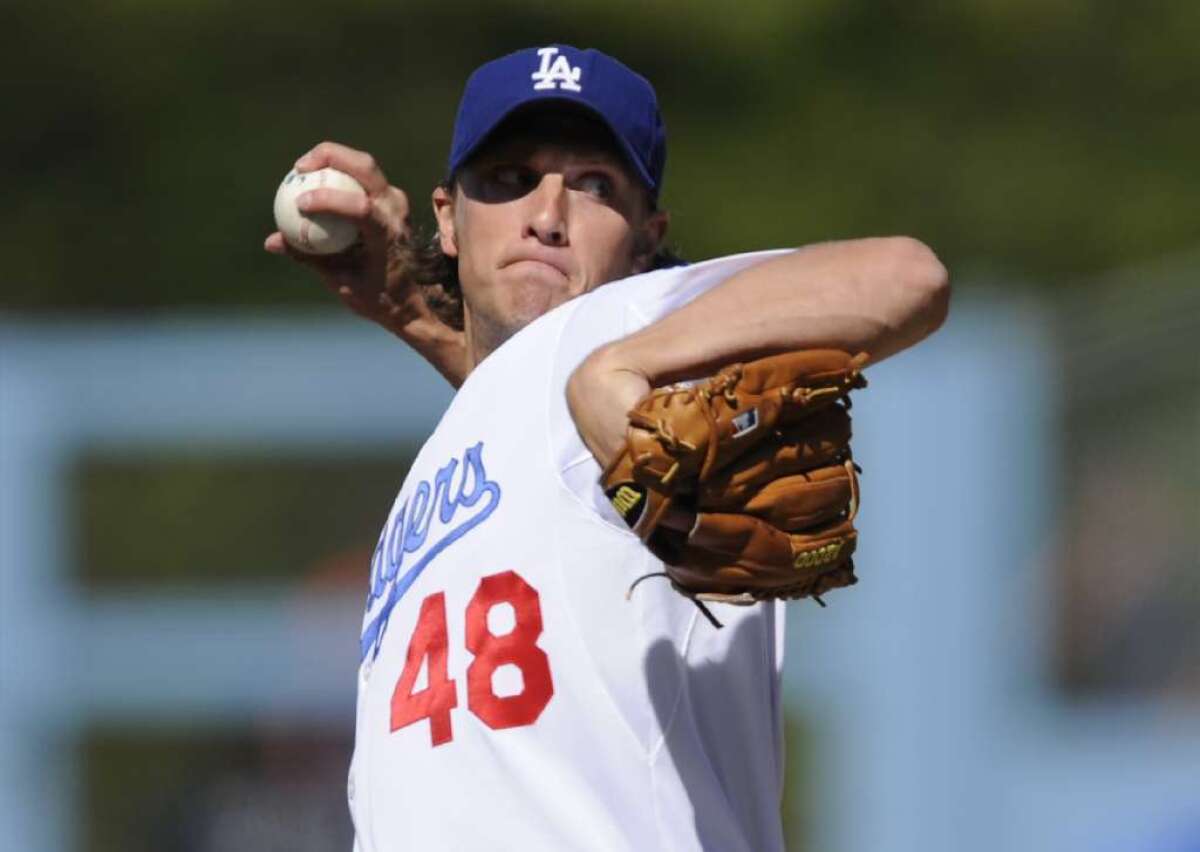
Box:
268;45;948;851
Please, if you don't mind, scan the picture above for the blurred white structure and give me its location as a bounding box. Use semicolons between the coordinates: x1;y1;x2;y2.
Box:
2;299;1198;851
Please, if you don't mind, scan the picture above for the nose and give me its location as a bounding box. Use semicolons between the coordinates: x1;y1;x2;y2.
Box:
523;174;568;247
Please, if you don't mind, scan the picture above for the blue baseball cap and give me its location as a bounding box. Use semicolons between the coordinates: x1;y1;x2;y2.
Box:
447;45;667;198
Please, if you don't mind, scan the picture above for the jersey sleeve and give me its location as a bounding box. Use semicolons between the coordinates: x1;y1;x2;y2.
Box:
547;249;790;525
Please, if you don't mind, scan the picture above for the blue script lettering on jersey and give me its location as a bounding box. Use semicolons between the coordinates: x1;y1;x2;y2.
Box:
359;442;501;661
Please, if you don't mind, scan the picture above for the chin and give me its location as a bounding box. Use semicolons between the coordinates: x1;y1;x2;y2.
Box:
506;287;569;327
504;272;579;321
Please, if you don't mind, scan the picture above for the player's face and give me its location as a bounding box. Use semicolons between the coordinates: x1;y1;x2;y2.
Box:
433;116;668;362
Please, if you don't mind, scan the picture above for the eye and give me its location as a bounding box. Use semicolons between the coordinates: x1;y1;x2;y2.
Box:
574;172;614;200
491;164;536;191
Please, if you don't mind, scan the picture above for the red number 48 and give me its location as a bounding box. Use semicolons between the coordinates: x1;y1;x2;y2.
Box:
390;570;554;746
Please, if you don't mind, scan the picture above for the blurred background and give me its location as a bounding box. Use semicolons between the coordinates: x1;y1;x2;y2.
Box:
2;1;1197;850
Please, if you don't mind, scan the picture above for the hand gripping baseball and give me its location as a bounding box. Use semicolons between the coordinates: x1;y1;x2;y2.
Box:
265;141;469;386
601;350;868;615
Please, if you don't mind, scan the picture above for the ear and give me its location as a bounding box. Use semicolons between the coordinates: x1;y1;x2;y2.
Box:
631;209;670;273
432;185;458;258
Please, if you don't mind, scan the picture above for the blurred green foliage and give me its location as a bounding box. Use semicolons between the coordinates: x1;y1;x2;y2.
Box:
5;0;1199;312
84;726;353;852
75;450;414;588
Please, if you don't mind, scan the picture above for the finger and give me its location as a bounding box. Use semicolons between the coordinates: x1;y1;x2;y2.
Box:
264;231;287;254
271;231;356;270
294;140;357;171
300;190;407;249
298;187;372;221
378;289;426;326
295;141;389;195
266;232;327;267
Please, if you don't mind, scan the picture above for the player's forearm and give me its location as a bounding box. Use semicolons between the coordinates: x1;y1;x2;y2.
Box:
600;237;949;386
567;237;948;467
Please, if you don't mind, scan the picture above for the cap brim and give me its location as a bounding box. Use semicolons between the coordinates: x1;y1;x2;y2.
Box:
449;94;657;195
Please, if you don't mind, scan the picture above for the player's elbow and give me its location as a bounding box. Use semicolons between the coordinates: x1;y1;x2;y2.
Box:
881;236;950;337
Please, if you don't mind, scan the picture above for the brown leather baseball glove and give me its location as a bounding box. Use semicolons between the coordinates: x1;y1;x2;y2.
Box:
601;350;867;619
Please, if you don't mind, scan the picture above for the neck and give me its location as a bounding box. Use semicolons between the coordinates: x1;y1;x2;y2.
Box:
462;306;516;373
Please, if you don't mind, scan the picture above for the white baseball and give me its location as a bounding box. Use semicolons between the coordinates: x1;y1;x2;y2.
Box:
273;167;365;255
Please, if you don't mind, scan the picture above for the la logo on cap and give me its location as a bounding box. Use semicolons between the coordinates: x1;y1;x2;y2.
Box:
531;47;582;92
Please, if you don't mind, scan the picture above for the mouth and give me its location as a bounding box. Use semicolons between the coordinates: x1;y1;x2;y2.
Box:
501;253;571;280
510;259;568;280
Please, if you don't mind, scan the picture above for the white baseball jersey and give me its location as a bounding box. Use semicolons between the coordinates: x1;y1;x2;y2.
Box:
350;250;791;852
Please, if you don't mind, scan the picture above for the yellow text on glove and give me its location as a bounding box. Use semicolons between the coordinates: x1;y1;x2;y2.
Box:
793;541;844;571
